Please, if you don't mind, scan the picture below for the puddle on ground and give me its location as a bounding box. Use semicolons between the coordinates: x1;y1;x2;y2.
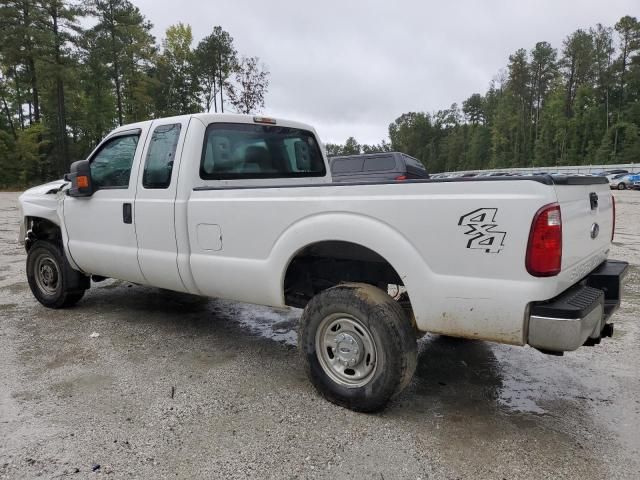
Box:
45;344;97;369
51;373;114;398
209;298;301;346
217;305;558;416
210;301;570;415
11;390;42;402
4;282;28;294
43;280;621;419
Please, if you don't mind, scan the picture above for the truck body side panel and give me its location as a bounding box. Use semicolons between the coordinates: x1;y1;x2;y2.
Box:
184;180;562;345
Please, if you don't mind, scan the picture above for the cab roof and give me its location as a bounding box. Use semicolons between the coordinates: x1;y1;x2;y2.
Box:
109;113;317;137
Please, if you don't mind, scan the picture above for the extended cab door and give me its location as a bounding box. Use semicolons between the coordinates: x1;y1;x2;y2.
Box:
133;118;190;292
63;128;146;283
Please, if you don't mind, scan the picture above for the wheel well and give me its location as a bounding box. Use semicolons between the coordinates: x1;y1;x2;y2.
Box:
25;217;62;251
283;241;409;310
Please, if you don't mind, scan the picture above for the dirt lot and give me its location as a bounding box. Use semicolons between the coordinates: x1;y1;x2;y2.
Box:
1;190;639;479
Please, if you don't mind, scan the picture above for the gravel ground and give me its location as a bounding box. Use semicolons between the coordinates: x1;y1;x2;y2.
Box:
0;190;639;479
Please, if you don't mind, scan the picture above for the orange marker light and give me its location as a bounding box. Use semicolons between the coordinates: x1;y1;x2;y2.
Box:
77;175;89;188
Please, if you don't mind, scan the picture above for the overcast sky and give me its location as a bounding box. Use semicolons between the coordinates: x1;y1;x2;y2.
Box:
133;0;637;144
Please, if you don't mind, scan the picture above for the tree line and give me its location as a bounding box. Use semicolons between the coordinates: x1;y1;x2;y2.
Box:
328;15;640;173
0;0;270;188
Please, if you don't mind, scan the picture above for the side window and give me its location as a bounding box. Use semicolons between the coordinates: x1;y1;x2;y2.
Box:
200;123;326;180
90;134;139;189
364;156;396;171
143;123;182;189
331;158;364;173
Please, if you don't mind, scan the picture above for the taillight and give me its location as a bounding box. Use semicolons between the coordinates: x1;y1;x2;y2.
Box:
611;195;616;241
395;175;407;181
526;203;562;277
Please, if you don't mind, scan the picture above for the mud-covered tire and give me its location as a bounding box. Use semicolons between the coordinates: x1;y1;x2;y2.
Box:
299;283;417;412
26;240;87;309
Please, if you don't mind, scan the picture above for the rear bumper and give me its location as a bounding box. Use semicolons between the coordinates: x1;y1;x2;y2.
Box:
527;260;628;353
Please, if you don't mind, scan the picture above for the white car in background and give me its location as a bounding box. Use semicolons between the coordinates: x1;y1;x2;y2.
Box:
610;173;639;190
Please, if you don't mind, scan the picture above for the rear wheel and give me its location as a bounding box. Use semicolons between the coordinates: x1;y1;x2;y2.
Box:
299;283;417;412
617;183;626;190
26;240;87;308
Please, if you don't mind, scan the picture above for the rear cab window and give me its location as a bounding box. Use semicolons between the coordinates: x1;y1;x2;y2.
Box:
200;123;326;180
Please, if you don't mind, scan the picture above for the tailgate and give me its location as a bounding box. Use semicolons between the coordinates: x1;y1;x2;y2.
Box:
553;176;613;289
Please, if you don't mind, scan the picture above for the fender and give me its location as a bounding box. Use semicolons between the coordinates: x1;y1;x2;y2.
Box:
19;182;65;228
268;212;435;326
19;182;83;271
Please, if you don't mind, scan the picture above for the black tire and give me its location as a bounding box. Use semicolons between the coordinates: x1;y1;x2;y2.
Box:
26;240;87;308
299;283;417;412
618;183;626;190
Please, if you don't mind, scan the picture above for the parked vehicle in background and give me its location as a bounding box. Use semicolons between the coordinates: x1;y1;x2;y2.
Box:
329;152;428;182
610;173;640;190
597;170;629;182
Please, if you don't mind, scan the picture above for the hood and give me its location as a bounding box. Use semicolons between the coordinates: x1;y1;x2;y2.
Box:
23;179;68;196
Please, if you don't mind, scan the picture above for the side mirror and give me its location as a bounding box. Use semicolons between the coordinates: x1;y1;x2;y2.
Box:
66;160;94;197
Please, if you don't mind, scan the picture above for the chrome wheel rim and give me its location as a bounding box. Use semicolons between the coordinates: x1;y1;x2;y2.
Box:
34;253;60;296
315;313;377;387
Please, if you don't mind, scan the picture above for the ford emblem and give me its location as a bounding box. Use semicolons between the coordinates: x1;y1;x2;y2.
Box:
590;223;600;239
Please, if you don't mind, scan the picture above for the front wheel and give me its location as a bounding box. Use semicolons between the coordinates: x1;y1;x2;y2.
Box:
26;240;87;308
617;183;626;190
299;283;417;412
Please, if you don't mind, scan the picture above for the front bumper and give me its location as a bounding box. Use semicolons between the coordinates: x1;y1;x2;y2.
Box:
527;260;628;353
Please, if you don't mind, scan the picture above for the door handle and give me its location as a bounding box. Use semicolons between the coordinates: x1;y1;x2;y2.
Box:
123;203;132;224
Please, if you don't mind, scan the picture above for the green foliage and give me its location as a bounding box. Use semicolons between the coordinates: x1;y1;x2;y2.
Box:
332;15;640;173
154;23;199;116
193;26;237;113
12;123;51;186
226;56;269;114
0;0;269;188
325;137;391;157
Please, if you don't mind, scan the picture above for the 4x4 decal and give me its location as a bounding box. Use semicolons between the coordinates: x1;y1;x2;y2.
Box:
458;208;506;253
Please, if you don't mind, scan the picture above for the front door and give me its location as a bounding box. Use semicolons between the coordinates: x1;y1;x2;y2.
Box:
63;128;147;283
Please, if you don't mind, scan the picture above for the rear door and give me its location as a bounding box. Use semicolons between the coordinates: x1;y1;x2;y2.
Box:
134;117;190;292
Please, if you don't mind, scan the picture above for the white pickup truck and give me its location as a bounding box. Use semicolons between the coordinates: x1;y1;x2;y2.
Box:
19;113;628;412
